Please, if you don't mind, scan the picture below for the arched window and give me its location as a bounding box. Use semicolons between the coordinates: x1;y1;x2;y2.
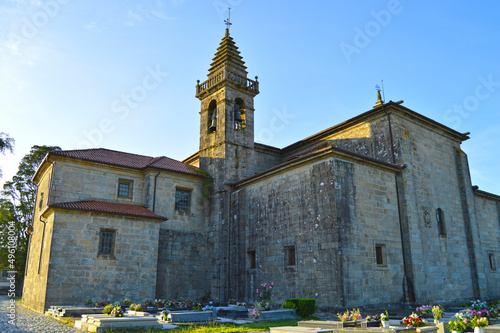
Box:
436;208;446;236
234;98;245;131
207;100;217;133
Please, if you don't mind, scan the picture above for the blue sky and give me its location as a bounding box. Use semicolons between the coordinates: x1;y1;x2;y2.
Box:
1;0;499;194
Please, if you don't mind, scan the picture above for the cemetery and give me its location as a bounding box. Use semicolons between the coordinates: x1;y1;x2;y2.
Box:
41;295;500;333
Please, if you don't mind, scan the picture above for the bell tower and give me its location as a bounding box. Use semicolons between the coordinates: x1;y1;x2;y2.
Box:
195;26;259;302
196;28;259;184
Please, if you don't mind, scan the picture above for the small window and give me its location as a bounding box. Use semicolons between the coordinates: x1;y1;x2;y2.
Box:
117;179;133;199
248;250;256;269
375;244;387;266
489;253;496;271
436;208;446;236
39;192;44;210
175;189;191;212
1;270;8;278
99;230;115;256
285;246;296;267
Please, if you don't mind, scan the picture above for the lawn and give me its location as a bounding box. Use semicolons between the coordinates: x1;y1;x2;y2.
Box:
100;318;312;332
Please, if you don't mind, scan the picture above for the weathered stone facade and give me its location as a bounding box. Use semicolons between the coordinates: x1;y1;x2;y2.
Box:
23;28;499;312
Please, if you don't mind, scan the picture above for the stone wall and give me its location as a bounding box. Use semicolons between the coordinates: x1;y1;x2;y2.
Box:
253;144;283;174
473;192;500;296
156;229;210;300
23;163;54;313
282;114;395;164
49;159;146;207
391;112;486;303
230;154;403;309
44;210;160;308
50;158;205;233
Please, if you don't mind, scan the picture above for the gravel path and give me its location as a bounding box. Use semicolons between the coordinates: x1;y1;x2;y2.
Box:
0;295;84;333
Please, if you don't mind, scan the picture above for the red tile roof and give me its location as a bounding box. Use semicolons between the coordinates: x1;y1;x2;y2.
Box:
50;148;201;176
50;200;167;221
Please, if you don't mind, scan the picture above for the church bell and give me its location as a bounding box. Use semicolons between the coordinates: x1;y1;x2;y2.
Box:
234;108;243;123
209;111;217;131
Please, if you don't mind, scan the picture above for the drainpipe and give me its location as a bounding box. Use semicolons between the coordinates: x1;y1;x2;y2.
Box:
383;105;416;304
152;170;161;213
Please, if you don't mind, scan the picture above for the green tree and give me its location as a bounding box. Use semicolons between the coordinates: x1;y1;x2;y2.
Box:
0;145;61;292
0;132;15;178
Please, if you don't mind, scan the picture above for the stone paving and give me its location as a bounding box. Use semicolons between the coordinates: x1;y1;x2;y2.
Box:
0;295;84;332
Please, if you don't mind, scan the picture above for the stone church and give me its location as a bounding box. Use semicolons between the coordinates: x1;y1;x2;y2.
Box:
23;28;500;313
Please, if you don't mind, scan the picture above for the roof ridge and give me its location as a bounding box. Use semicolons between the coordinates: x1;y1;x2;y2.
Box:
49;199;167;221
53;147;155;160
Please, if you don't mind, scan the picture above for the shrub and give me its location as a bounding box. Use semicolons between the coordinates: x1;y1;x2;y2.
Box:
282;298;316;318
282;300;296;310
102;304;114;315
130;303;146;312
95;300;111;307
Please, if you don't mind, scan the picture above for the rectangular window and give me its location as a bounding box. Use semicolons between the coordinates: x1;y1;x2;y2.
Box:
117;179;133;199
375;243;387;266
489;253;496;271
99;230;115;256
175;189;191;212
285;246;296;267
248;250;256;269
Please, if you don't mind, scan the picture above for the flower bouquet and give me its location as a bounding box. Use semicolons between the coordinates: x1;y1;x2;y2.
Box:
110;305;124;317
248;307;261;319
470;316;489;333
403;313;427;327
470;316;489;328
381;310;390;328
446;314;468;333
337;310;350;322
366;314;381;322
432;305;444;324
416;305;432;317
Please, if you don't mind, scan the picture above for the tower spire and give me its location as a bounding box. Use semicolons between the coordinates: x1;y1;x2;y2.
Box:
374;84;384;108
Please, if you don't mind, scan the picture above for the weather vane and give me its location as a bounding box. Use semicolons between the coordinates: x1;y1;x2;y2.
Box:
224;7;232;32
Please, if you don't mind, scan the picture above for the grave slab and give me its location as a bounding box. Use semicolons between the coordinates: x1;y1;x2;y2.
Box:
167;310;216;323
485;324;500;333
261;309;297;321
77;314;162;333
270;327;334;333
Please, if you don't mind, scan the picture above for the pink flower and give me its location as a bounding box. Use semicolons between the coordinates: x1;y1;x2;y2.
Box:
256;289;259;293
269;286;272;289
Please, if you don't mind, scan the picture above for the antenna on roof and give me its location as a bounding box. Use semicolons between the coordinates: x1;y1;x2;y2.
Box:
224;7;232;33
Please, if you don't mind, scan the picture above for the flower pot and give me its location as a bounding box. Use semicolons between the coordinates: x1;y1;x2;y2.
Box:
474;328;484;333
382;320;390;328
452;331;463;333
434;319;440;325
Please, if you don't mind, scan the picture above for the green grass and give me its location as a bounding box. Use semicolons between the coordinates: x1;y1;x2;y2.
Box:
102;317;318;333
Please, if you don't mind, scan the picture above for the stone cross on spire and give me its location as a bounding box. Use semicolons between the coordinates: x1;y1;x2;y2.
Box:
224;7;232;35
